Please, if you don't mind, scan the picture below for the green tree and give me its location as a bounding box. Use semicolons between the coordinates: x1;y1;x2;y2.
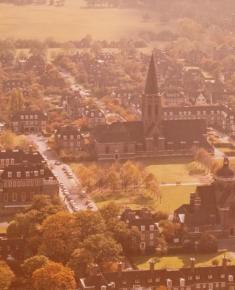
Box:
82;234;122;265
67;248;94;278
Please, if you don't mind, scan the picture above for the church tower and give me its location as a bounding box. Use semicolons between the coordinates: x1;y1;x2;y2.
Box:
142;53;162;136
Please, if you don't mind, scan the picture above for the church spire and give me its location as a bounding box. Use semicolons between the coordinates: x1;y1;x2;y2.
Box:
145;53;158;95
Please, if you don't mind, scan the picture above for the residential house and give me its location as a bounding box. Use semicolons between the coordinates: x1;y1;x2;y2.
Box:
55;125;84;151
121;208;159;253
80;257;235;290
11;110;47;134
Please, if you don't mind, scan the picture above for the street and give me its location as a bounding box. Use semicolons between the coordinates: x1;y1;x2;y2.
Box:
28;134;97;213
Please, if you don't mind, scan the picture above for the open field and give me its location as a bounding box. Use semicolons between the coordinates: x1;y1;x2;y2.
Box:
133;251;235;270
95;185;194;214
146;162;199;184
0;0;161;41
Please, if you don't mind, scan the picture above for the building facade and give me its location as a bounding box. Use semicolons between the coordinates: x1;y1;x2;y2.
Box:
11;110;47;134
175;158;235;238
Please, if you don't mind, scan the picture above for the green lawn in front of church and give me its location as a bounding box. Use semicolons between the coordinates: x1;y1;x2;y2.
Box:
146;162;199;184
95;185;195;214
133;251;235;270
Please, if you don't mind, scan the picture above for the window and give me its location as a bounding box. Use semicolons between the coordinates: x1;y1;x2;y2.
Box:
26;171;30;178
149;233;154;240
13;192;17;202
34;171;38;177
140;225;145;231
16;171;21;178
149;225;154;231
8;172;12;178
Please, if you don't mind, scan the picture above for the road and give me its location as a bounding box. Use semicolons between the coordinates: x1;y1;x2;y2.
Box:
28;134;97;212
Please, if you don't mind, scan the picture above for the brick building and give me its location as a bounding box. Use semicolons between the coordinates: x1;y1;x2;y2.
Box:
11;110;47;134
92;54;212;161
80;257;235;290
0;149;58;212
121;208;159;253
175;158;235;238
55;125;85;151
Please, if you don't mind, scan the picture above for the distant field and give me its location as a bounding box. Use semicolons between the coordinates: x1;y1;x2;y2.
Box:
0;0;159;41
133;251;235;270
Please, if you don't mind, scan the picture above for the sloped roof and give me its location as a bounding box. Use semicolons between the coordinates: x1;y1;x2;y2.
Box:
93;121;144;143
162;119;207;142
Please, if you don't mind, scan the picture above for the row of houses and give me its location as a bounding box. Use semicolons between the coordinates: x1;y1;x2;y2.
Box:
80;259;235;290
0;149;59;213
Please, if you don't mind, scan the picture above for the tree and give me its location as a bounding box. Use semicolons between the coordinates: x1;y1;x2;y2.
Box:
74;211;106;241
120;161;142;190
22;255;49;278
0;261;15;290
67;248;94;278
198;233;218;253
144;173;160;198
40;212;76;263
82;234;122;265
32;261;76;290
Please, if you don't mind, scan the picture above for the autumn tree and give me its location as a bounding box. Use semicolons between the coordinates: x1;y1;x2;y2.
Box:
39;212;76;263
21;255;49;278
0;261;15;290
82;234;122;265
32;261;76;290
67;248;94;278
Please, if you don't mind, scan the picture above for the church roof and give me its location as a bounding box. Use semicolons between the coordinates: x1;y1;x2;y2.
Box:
145;53;158;95
162;119;207;142
93;121;144;143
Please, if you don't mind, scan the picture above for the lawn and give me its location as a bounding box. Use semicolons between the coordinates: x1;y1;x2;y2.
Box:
95;185;194;214
146;163;199;184
0;0;161;41
133;251;235;270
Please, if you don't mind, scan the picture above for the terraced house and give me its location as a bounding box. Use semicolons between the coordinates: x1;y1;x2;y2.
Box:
80;258;235;290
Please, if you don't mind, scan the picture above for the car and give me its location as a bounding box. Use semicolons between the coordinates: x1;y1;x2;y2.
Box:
55;161;61;165
87;205;93;210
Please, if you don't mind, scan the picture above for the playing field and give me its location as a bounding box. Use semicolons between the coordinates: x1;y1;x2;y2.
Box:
0;0;158;41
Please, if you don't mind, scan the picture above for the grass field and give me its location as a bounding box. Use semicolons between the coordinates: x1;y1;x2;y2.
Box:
0;0;160;41
95;185;194;213
133;251;235;270
146;163;199;184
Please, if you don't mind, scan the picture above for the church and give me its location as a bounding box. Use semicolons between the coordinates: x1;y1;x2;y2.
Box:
175;157;235;238
92;54;212;160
